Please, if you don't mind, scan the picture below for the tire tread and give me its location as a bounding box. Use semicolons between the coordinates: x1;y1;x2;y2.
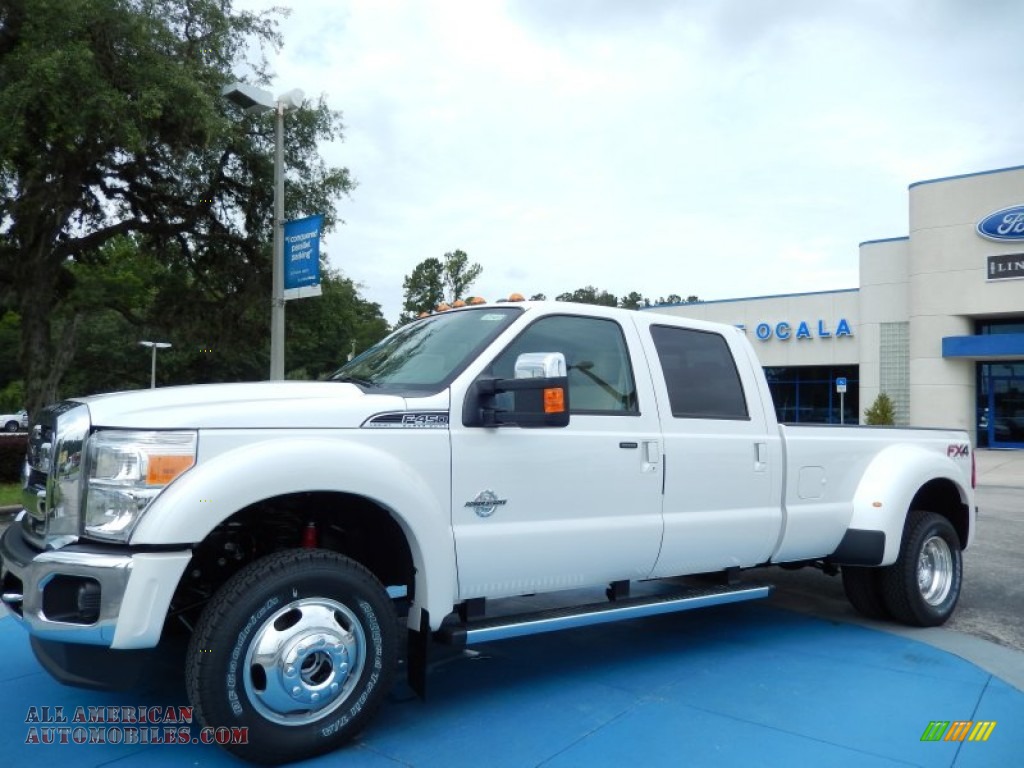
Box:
881;509;962;627
185;549;398;764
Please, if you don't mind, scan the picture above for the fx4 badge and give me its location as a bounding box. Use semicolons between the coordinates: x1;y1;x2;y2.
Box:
947;444;969;458
464;490;507;518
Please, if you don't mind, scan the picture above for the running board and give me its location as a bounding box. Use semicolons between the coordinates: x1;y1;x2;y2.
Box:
437;583;773;646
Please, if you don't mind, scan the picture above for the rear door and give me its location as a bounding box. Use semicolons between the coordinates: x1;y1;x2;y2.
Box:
638;319;782;576
449;312;664;599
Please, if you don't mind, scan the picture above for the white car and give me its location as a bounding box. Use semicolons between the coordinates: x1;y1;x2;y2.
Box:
1;409;27;432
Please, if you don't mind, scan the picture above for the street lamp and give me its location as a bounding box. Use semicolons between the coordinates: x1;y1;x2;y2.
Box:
139;341;172;388
221;81;305;381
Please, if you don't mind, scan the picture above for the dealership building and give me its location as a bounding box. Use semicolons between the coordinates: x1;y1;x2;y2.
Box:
650;164;1024;450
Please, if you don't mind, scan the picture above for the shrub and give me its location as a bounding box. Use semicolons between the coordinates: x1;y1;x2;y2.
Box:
864;392;896;426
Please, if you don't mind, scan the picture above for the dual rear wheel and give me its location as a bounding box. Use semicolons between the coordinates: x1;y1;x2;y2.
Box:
842;510;962;627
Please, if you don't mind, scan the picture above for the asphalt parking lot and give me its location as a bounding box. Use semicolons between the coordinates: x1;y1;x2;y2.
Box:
1;450;1021;766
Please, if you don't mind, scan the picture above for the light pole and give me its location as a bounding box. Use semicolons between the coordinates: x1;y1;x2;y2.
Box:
139;341;172;388
221;82;305;381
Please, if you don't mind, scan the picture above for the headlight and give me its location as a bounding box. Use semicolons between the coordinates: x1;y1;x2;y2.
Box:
85;430;197;541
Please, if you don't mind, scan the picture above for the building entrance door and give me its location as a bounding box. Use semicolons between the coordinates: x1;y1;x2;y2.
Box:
979;364;1024;449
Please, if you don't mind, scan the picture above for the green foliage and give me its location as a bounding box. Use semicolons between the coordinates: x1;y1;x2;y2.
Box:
0;380;23;412
655;294;700;305
285;269;390;381
0;480;22;505
0;435;27;482
442;249;482;303
399;250;482;324
0;310;20;391
0;0;354;414
619;291;649;310
864;392;896;425
400;257;444;324
555;286;619;306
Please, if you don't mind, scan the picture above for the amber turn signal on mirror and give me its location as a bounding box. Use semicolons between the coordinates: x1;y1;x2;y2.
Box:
544;387;565;413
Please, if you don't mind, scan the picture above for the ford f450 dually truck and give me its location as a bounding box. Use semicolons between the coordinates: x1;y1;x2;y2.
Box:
1;301;975;763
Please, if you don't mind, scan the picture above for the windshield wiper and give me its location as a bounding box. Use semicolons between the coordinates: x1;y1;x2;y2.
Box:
333;374;375;388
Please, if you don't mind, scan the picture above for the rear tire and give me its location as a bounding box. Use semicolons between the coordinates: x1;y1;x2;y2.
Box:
882;510;962;627
841;566;890;620
185;549;398;764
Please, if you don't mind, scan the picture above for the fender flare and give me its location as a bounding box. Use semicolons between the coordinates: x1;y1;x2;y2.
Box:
847;443;972;566
130;437;456;630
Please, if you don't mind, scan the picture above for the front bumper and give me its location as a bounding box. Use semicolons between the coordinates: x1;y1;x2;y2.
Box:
1;518;192;649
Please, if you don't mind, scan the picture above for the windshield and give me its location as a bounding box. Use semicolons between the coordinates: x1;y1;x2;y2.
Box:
330;307;522;392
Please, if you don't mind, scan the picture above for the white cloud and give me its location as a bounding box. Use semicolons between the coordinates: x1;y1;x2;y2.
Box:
233;0;1024;322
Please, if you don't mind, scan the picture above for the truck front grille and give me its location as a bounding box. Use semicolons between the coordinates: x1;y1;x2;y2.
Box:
20;402;90;550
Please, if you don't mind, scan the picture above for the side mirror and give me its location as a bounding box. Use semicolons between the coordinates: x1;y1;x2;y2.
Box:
463;352;570;428
513;352;567;379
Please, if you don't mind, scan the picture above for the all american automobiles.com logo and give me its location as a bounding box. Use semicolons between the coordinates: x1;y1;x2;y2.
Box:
24;705;248;747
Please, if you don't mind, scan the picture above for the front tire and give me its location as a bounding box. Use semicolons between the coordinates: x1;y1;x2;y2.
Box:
882;510;962;627
185;549;398;764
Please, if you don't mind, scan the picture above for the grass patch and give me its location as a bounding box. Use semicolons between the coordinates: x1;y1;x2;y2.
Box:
0;481;22;507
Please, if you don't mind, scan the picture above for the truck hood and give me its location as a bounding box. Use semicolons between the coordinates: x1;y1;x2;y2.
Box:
77;381;413;430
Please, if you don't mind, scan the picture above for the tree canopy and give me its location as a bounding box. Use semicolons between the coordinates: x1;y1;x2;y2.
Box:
0;0;362;416
554;287;701;309
399;249;482;323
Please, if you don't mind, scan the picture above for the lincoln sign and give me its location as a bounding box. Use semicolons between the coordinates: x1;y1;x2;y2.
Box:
987;253;1024;281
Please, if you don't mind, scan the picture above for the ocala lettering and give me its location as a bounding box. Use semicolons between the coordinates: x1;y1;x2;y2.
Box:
736;319;853;341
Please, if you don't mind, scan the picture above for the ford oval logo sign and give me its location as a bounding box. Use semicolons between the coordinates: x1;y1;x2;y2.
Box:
977;205;1024;241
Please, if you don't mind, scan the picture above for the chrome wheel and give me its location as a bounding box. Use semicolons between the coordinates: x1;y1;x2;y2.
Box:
244;597;367;726
916;535;953;606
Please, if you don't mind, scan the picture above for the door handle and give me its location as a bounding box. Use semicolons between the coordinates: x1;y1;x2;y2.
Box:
754;442;768;472
642;440;660;473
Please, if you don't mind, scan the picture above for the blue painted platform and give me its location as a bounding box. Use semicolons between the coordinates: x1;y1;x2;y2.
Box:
1;603;1020;766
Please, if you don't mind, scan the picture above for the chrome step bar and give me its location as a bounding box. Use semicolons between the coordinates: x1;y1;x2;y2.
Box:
438;583;773;646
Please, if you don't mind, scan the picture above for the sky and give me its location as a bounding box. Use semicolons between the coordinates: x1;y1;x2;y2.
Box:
232;0;1024;324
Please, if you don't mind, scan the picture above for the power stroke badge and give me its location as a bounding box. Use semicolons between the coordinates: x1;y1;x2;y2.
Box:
464;490;507;518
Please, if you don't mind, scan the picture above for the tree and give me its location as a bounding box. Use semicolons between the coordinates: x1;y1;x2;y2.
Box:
864;392;896;425
442;249;482;304
655;294;700;305
0;0;353;417
619;291;649;310
399;257;444;324
285;269;389;380
555;286;618;306
399;250;482;324
529;293;547;301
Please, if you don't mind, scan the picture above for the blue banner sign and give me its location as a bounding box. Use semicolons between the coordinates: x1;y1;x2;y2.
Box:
977;205;1024;242
283;214;323;299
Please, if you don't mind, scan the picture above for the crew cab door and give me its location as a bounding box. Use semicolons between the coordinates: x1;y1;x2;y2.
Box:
450;313;664;599
637;320;783;577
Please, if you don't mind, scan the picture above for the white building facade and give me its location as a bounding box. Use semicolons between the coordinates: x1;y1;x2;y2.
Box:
650;165;1024;450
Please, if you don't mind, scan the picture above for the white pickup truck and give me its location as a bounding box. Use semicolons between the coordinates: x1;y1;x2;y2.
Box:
2;301;975;763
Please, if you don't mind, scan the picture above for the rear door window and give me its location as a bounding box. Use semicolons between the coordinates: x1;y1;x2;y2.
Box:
650;325;749;420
